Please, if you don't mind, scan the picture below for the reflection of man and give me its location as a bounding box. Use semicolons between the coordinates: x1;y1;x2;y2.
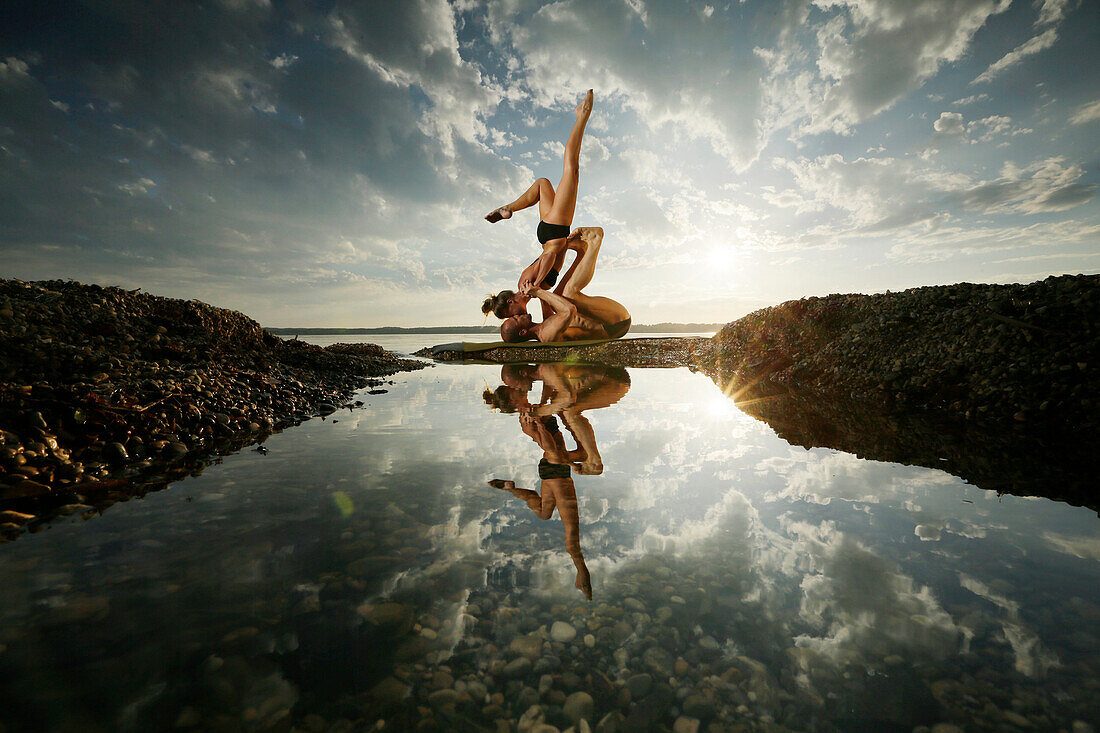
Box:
484;363;630;599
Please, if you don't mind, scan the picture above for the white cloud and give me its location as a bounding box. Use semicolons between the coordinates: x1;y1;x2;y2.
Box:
118;178;157;196
953;93;989;105
967;115;1031;142
933;111;965;135
971;27;1059;84
772;0;1012;135
1069;99;1100;125
325;0;495;157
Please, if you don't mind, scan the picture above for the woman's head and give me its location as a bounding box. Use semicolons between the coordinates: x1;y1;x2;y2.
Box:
483;385;522;413
481;290;528;320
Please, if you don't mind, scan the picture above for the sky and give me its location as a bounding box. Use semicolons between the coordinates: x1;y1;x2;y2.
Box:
1;0;1097;327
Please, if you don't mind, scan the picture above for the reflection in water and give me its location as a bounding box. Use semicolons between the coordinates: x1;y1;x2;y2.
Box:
0;364;1096;731
483;364;631;599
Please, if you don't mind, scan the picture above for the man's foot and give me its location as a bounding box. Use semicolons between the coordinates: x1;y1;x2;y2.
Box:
566;228;589;254
574;226;603;249
488;479;515;490
575;89;593;119
485;207;512;223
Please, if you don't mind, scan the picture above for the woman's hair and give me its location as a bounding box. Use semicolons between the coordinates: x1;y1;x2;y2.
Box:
483;386;519;413
481;290;516;320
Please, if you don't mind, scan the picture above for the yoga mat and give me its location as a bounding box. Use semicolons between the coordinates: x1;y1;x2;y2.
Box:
429;337;630;356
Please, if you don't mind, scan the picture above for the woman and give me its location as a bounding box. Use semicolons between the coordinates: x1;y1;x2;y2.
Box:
483;89;594;309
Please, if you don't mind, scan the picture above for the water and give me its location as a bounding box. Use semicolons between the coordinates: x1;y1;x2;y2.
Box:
298;332;717;357
0;360;1097;731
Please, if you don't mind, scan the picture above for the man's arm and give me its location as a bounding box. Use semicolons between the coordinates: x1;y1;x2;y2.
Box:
528;288;576;342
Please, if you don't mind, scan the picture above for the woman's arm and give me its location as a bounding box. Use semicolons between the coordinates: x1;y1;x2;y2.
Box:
519;239;568;292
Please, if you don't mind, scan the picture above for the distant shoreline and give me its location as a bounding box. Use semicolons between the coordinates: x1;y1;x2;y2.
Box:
263;323;724;335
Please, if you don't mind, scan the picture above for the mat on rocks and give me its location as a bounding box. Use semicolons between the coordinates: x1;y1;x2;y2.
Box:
428;337;630;357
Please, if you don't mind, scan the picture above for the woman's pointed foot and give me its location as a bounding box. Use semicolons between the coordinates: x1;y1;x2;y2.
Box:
488;479;515;490
575;89;593;119
485;207;512;223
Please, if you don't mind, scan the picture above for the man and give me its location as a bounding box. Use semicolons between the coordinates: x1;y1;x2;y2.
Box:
500;227;631;343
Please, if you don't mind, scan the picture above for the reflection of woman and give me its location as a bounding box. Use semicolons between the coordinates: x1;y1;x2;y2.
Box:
484;364;630;599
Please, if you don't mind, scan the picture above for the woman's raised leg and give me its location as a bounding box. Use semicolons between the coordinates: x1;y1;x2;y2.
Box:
543;89;593;226
486;178;556;222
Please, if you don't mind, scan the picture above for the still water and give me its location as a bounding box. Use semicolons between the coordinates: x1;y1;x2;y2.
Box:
0;352;1097;732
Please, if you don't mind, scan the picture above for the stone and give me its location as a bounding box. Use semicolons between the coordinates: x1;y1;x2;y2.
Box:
427;689;458;708
517;705;545;732
642;646;674;675
563;692;595;725
370;677;410;705
357;602;413;633
595;711;626;733
626;674;652;699
504;657;533;677
673;717;700;733
551;621;577;643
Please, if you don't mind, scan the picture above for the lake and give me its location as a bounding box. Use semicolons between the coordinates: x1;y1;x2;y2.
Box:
0;339;1096;732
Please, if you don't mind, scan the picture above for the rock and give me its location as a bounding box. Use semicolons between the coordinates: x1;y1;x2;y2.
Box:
551;621;577;643
642;646;674;675
517;705;545;732
673;717;700;733
563;692;595;725
595;711;626;733
1072;722;1095;733
427;689;458;708
583;634;595;648
931;725;965;733
357;602;413;633
626;674;652;699
504;657;532;677
682;694;715;720
369;677;409;705
174;706;201;728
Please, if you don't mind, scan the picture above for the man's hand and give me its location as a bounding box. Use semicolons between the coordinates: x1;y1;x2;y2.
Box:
520;282;540;297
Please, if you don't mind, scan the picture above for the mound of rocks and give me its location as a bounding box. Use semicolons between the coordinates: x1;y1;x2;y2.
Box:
710;274;1099;431
0;278;425;536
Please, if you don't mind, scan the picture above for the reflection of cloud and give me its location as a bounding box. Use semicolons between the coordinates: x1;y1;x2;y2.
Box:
959;574;1059;677
790;524;961;664
1042;532;1100;561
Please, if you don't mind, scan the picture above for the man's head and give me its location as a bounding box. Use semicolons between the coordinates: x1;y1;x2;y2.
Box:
501;313;535;343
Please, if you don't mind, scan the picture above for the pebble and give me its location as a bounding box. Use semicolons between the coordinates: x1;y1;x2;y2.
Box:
562;692;595;725
550;621;577;643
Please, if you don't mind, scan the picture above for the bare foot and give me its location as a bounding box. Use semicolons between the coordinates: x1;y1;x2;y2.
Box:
485;207;512;223
575;89;593;119
574;226;603;248
488;479;515;490
575;567;592;600
566;228;588;254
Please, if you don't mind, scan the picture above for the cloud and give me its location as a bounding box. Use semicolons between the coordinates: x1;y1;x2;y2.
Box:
1069;99;1100;125
769;0;1012;135
933;111;965;135
971;27;1059;84
486;0;771;170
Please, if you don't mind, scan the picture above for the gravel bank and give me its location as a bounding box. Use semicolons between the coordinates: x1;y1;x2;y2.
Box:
709;273;1098;430
0;278;426;537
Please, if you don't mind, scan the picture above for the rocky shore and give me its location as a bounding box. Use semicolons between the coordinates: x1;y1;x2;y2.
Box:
708;273;1098;431
0;278;426;539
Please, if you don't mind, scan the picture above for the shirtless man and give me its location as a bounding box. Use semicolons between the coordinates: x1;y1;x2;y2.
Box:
499;227;631;344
